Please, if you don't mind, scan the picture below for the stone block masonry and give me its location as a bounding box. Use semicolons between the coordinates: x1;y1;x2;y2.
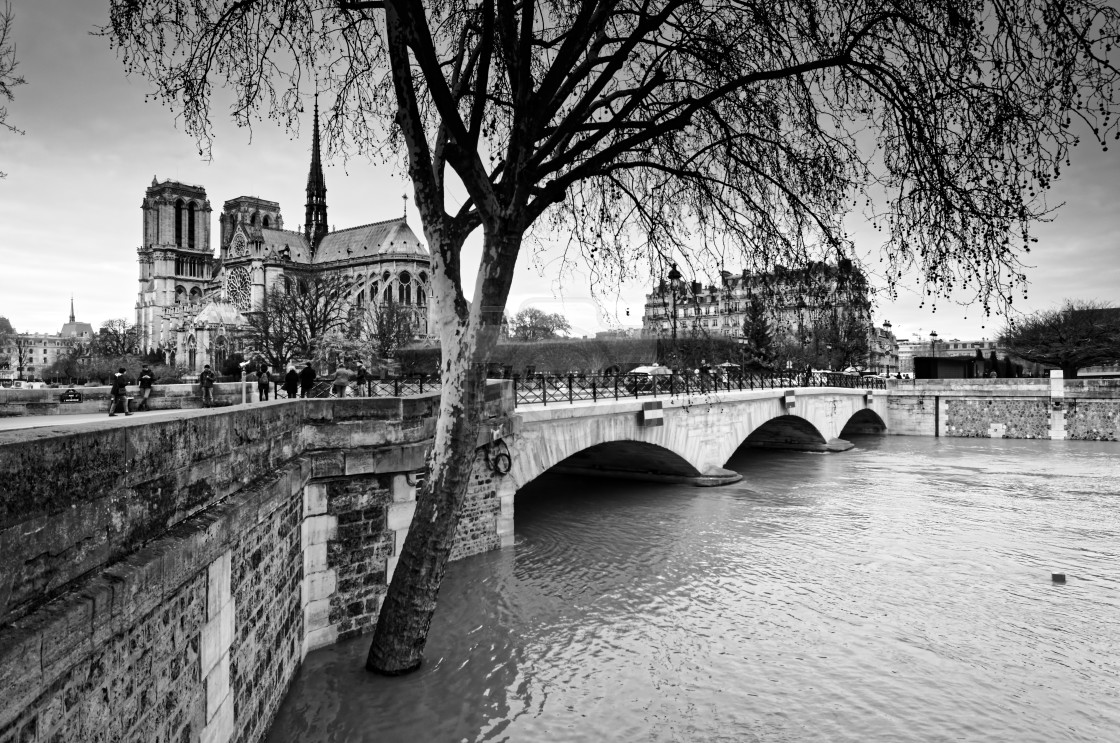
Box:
0;384;517;743
884;377;1120;441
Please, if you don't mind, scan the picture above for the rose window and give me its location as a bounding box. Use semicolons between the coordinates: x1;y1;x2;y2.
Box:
225;267;252;310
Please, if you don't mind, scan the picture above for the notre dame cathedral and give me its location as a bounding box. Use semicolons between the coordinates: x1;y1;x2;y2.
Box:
134;100;432;372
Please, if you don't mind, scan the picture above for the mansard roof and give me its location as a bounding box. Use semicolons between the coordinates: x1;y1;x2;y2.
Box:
313;219;428;264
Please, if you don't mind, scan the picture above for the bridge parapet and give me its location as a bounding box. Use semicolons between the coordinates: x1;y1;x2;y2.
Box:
0;387;520;743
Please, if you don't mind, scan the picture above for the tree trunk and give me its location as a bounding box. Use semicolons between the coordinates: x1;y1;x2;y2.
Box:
364;341;487;674
366;223;516;674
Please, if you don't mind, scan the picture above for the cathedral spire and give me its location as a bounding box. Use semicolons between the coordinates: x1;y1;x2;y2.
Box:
305;94;329;250
69;295;75;324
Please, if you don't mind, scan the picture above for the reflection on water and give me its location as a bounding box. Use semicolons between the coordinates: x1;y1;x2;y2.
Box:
267;437;1120;742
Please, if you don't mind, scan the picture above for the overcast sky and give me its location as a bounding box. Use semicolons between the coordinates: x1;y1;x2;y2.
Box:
2;2;1118;345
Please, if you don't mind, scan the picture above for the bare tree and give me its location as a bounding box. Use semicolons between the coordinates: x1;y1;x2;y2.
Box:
1001;300;1120;378
91;319;139;358
246;273;352;365
0;1;24;178
245;284;303;369
360;294;415;363
104;0;1120;674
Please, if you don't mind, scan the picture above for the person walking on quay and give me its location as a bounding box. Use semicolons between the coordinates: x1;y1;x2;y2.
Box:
283;364;299;399
257;364;271;401
108;367;132;417
332;362;353;398
353;361;367;397
137;363;156;411
199;364;217;407
299;361;316;398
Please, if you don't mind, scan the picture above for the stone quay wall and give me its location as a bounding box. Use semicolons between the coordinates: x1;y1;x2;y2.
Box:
886;377;1120;441
0;385;514;743
0;382;259;417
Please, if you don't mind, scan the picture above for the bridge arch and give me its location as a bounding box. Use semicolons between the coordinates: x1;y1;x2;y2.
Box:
527;440;703;486
738;414;829;452
840;408;887;436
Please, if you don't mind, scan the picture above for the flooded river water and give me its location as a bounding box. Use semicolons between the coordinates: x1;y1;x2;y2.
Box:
268;436;1119;742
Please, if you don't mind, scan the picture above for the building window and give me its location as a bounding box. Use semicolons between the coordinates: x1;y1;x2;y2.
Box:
175;199;184;247
398;272;412;304
188;202;197;249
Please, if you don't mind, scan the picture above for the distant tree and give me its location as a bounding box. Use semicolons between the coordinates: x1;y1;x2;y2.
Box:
0;316;13;371
0;1;25;178
11;335;30;379
91;319;139;357
988;350;1000;377
825;311;871;370
510;309;571;342
1001;300;1120;378
741;297;773;364
361;294;415;362
245;284;302;370
246;275;351;367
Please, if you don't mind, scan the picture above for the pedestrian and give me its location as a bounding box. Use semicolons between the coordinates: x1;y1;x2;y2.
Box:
299;361;317;398
331;362;353;398
137;363;156;411
283;365;299;399
108;367;133;417
353;361;367;397
199;364;217;407
257;364;271;401
699;359;712;392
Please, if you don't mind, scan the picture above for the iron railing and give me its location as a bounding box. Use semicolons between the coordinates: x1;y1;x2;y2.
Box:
508;370;883;406
271;370;885;405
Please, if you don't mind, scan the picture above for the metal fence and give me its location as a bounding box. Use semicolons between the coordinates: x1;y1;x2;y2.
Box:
508;370;884;406
271;370;884;405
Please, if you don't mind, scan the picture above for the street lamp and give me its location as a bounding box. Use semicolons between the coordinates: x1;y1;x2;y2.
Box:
826;343;833;371
667;265;683;343
930;331;938;359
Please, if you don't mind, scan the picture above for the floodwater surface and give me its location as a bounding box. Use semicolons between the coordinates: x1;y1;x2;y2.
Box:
268;436;1120;742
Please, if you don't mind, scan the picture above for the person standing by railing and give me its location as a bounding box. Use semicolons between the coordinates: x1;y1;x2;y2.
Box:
299;362;316;398
199;364;217;408
354;362;367;397
331;363;353;398
108;367;133;417
256;364;271;401
136;364;156;411
283;365;299;399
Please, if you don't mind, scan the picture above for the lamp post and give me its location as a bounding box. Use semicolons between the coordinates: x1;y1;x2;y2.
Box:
826;343;833;371
667;265;682;344
883;320;893;375
930;331;938;359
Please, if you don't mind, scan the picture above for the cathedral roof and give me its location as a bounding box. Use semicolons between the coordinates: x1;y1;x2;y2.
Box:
259;228;313;263
191;301;245;327
313;219;428;264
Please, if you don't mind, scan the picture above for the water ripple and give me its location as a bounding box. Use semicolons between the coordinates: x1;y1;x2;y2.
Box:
269;436;1120;742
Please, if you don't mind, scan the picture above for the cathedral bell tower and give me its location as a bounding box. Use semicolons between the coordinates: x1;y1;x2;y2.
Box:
136;178;212;354
304;96;329;250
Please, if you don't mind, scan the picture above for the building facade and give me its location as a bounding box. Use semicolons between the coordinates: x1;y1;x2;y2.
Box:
0;300;94;382
135;101;432;372
897;337;1005;375
641;262;889;369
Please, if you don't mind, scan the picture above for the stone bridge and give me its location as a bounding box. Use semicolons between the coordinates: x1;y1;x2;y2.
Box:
502;387;887;492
